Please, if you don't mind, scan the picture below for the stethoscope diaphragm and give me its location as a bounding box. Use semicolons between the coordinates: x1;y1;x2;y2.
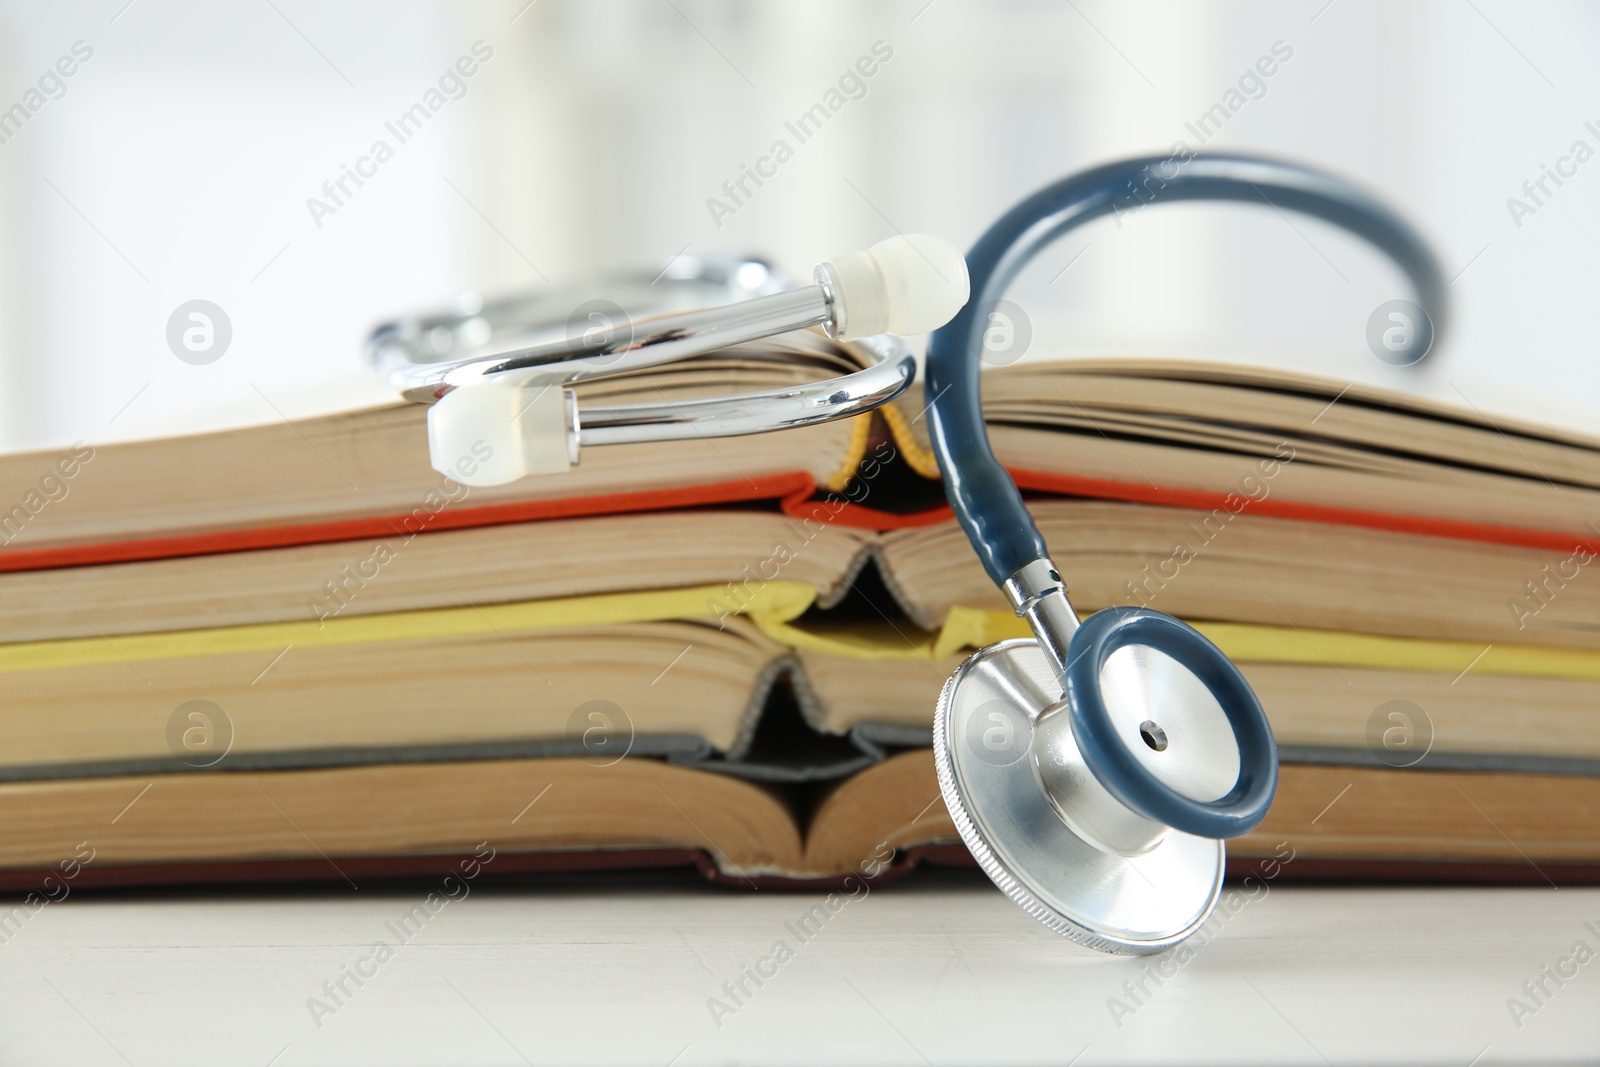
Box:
933;608;1276;954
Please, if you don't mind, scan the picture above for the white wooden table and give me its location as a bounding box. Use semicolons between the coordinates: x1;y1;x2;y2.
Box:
1;873;1594;1065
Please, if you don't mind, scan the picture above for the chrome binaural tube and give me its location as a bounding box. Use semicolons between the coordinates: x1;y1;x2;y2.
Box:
388;286;834;403
576;332;915;446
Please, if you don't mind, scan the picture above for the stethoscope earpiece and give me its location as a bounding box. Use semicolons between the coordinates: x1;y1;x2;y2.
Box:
380;237;969;488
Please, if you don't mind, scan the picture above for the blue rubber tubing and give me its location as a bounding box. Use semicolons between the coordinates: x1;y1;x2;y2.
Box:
923;152;1448;587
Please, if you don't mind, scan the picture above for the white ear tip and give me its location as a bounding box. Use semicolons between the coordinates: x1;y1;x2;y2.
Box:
867;234;970;335
426;379;574;486
822;233;969;339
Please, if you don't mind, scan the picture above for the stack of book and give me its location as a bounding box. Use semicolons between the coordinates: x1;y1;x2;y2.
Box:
2;337;1597;889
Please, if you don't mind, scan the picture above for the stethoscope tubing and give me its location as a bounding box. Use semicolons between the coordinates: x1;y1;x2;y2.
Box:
924;152;1449;587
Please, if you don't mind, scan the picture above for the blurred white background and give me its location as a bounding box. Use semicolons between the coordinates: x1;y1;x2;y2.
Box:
1;0;1596;451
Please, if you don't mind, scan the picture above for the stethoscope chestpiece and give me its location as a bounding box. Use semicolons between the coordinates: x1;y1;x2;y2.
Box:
920;152;1442;952
933;608;1277;955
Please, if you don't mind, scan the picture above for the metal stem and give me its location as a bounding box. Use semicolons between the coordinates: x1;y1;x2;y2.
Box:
1003;558;1081;685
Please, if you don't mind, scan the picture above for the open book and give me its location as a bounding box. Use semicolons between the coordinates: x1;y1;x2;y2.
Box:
7;353;1598;564
3;342;1598;888
2;753;1596;891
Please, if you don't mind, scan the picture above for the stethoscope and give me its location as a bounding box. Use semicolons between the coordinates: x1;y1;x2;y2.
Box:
372;154;1446;954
